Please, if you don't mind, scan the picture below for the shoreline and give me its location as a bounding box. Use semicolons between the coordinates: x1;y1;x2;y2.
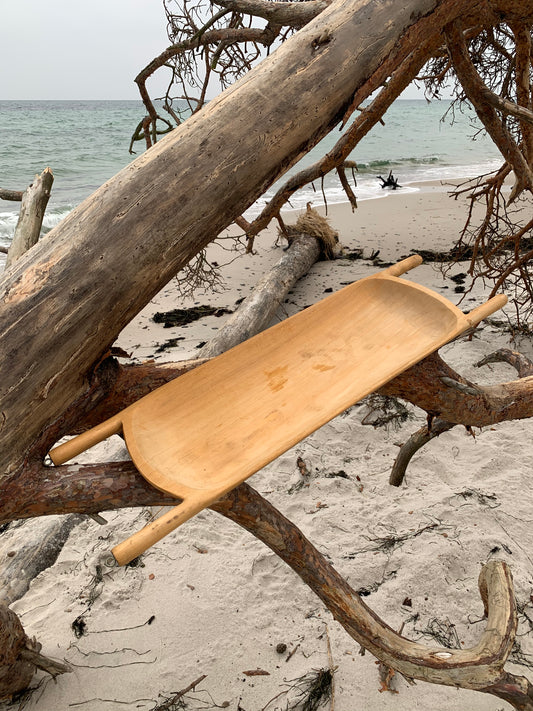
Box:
0;173;490;252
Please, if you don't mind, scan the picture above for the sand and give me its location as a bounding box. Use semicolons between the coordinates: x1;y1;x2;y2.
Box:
2;183;533;711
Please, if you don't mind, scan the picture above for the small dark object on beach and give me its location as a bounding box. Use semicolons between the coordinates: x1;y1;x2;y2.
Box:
378;170;401;190
325;470;349;479
450;272;467;284
155;337;185;353
276;642;288;654
153;305;233;328
71;615;87;638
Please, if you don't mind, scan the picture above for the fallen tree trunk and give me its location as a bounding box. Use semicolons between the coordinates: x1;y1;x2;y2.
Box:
5;167;54;269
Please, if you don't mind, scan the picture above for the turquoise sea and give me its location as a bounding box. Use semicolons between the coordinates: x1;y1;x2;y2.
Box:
0;99;502;250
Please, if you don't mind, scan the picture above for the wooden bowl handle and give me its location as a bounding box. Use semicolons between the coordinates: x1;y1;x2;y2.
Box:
386;254;423;277
112;495;207;565
466;294;507;326
49;417;123;465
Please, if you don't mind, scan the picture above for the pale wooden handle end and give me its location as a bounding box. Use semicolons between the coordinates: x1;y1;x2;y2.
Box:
112;496;207;565
49;417;122;465
467;294;507;327
386;254;423;277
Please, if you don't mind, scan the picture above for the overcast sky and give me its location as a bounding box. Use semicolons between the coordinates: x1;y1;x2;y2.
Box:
1;1;170;100
1;1;424;101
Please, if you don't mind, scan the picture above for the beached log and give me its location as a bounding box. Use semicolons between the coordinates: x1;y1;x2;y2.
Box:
199;234;321;357
199;208;337;358
0;516;83;606
5;168;53;268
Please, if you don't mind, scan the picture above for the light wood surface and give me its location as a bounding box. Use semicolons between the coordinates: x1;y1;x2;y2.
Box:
49;256;507;564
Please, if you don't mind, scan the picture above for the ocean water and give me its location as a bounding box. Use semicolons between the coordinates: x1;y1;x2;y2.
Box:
0;99;502;250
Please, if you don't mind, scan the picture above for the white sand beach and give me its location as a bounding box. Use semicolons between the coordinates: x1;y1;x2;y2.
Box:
2;184;533;711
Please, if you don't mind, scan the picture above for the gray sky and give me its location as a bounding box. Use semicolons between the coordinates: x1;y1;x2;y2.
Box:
1;1;425;101
1;1;170;100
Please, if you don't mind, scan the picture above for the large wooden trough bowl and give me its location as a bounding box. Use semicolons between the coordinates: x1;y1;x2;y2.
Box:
50;255;507;565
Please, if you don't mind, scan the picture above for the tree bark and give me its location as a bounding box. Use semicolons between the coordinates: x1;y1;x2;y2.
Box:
199;233;321;358
5;168;54;269
0;603;38;701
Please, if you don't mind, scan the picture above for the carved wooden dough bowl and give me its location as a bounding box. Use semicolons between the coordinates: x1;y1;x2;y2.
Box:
50;255;507;564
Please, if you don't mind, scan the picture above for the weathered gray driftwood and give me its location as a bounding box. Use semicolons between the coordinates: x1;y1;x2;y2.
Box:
0;516;83;606
5;167;54;268
199;234;321;357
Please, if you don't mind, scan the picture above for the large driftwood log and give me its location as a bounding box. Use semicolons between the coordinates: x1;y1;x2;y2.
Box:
5;168;54;269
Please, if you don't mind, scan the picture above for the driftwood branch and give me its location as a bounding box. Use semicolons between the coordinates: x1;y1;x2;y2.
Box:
199;233;322;358
389;346;533;486
446;21;533;203
200;208;336;358
5;168;54;269
213;0;328;27
475;348;533;378
212;483;528;705
0;188;24;202
390;418;456;486
378;350;533;427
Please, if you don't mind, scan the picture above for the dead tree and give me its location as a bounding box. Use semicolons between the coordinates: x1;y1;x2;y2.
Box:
3;0;533;706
